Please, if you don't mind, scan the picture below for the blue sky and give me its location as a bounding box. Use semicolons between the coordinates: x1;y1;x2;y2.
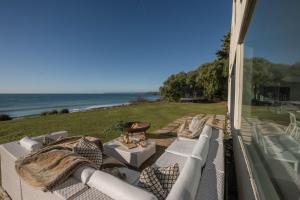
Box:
0;0;231;93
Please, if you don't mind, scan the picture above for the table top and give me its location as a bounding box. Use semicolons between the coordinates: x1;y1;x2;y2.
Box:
104;138;156;153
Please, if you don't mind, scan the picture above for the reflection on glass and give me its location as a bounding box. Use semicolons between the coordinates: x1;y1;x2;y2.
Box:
241;0;300;199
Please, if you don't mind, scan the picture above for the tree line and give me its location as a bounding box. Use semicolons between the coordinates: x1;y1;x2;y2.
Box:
159;32;230;102
160;32;300;103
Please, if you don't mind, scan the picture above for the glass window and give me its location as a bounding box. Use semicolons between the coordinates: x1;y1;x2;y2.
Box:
241;0;300;199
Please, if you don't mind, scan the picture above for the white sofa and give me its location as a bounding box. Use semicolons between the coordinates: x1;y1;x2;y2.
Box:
0;118;224;200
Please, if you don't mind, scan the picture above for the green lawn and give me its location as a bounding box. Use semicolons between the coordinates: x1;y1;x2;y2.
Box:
0;102;226;144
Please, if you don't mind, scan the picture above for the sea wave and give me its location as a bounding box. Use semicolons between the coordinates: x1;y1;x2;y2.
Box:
70;102;130;113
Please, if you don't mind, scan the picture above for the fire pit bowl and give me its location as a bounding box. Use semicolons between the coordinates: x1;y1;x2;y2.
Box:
123;121;151;133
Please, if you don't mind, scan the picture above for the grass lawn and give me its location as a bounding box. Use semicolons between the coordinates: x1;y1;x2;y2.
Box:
0;102;226;144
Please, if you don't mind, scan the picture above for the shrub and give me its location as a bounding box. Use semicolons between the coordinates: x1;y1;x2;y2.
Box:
129;96;151;104
40;109;59;116
0;114;12;121
41;112;48;116
50;110;58;114
59;108;69;114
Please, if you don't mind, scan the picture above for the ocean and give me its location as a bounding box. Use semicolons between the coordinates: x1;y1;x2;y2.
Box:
0;93;160;118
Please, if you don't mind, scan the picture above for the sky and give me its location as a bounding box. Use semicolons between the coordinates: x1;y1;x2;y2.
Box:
0;0;231;93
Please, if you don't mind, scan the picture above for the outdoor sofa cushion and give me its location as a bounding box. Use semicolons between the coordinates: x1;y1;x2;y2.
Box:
73;137;103;169
199;125;212;139
178;116;207;139
19;136;42;152
154;151;187;171
165;138;197;157
166;157;203;200
154;163;180;193
72;166;96;184
139;167;167;200
195;128;225;200
87;170;158;200
189;116;204;133
166;125;212;158
191;136;210;165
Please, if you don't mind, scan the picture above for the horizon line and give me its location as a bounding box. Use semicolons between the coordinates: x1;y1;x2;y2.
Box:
0;91;160;95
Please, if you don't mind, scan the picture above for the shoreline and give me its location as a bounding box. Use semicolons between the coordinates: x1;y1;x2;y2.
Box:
11;102;133;120
0;94;161;120
10;100;163;120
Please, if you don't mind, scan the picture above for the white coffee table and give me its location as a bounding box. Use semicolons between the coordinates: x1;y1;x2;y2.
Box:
103;138;156;168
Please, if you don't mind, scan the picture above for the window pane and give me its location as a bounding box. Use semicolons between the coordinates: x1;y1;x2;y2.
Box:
241;0;300;199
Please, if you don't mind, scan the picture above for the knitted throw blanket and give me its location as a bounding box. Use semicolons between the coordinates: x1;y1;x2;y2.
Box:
15;136;99;191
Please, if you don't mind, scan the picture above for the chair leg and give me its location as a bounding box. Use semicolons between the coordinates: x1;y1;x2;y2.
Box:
290;125;297;138
285;124;292;135
294;127;300;141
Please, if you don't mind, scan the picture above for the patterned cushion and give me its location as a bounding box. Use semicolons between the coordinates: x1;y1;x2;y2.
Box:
73;138;103;169
43;135;56;145
43;135;65;145
139;167;167;200
154;163;180;193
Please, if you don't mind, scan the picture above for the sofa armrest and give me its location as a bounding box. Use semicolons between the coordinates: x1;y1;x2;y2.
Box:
166;157;202;200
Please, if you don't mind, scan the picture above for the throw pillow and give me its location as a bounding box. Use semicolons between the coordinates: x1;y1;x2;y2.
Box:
43;135;56;145
154;163;180;193
177;120;188;134
43;135;65;145
73;137;103;169
139;167;167;200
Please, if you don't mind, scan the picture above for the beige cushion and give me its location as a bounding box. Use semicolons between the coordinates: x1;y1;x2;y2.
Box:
177;120;188;134
188;117;201;133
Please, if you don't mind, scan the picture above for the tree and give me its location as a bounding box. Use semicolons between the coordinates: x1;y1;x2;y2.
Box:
216;32;230;61
197;61;225;100
159;72;188;101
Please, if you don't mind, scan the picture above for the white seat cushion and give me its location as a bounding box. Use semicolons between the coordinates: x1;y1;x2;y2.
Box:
154;151;187;172
165;138;197;157
87;170;158;200
19;136;42;152
166;157;203;200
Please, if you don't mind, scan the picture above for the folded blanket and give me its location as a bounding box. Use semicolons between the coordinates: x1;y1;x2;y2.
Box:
15;136;100;191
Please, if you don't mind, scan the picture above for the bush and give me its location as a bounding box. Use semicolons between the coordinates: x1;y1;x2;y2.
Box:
41;109;58;116
41;112;48;116
59;108;69;114
129;96;152;104
0;114;12;121
49;110;58;114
